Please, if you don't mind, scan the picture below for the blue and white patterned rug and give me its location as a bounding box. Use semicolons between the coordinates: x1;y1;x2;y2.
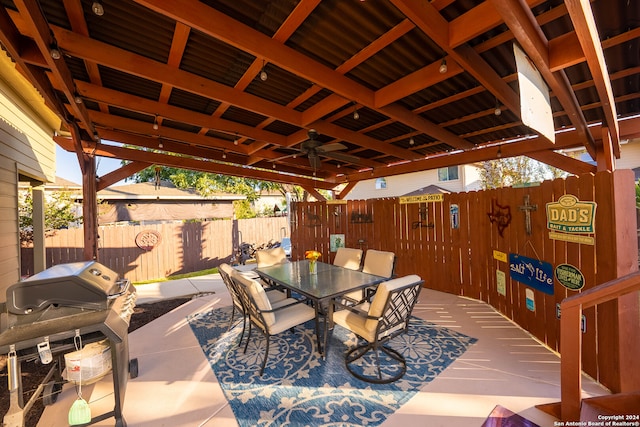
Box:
188;306;477;427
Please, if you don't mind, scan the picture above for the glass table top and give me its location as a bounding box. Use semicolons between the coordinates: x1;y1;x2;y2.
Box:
256;260;385;301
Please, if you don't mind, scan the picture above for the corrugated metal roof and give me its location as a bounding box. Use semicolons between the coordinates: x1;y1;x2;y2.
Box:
0;0;637;189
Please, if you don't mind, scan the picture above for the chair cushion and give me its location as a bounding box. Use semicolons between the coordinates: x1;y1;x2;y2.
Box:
334;275;422;342
269;301;316;335
333;248;363;271
232;270;276;326
362;250;395;278
255;247;288;268
333;303;375;342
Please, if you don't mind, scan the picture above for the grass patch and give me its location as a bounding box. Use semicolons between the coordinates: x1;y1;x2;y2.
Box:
133;267;219;285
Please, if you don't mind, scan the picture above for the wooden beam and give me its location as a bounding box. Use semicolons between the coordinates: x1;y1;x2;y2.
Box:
75;81;289;147
14;0;95;133
83;142;338;190
489;0;597;156
96;161;152;191
527;150;596;175
565;0;620;152
134;0;469;158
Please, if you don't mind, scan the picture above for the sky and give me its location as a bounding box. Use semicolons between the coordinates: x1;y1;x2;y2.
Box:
55;145;125;186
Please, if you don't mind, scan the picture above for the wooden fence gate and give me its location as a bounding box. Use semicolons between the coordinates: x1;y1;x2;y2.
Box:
290;170;638;393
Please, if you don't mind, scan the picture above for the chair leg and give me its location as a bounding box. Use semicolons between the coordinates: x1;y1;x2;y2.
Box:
227;306;236;331
237;315;247;346
260;334;270;376
344;342;407;384
243;322;252;354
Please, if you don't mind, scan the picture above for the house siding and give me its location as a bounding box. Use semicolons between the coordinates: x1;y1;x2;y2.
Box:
343;165;483;200
0;51;59;298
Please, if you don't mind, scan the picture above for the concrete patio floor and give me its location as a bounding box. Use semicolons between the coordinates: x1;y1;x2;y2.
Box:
36;268;609;427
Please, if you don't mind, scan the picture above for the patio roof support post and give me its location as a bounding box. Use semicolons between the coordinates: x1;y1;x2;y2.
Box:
81;154;99;261
31;183;46;273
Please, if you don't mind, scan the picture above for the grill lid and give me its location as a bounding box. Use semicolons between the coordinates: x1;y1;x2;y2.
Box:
6;261;129;314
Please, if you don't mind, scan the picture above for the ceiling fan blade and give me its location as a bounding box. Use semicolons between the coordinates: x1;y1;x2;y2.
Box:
317;142;347;153
323;151;361;164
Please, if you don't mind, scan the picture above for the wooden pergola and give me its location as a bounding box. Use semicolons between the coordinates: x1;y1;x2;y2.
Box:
0;0;637;261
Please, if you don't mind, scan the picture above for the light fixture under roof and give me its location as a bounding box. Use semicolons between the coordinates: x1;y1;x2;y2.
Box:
153;115;159;130
439;58;447;74
260;60;268;81
92;2;104;16
49;44;61;60
353;103;359;120
233;133;239;145
494;98;502;116
409;136;415;145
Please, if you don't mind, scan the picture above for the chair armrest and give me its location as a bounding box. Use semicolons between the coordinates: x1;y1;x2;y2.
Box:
261;297;308;314
331;299;378;320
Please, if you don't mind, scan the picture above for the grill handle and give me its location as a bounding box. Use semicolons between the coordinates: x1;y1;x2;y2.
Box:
107;278;131;300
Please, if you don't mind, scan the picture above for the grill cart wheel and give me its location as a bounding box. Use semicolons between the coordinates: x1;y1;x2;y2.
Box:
43;380;62;406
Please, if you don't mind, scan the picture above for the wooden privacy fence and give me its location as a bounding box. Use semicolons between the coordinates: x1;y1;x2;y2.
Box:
290;170;638;393
21;217;289;282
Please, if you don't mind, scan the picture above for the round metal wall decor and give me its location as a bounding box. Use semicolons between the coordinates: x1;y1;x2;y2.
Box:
135;230;162;251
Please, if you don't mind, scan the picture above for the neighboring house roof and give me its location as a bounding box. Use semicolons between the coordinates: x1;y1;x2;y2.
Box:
401;185;451;197
51;176;82;189
95;181;245;201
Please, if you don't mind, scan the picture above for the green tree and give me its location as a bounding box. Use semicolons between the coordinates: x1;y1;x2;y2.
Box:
19;189;81;243
128;165;322;216
480;155;568;189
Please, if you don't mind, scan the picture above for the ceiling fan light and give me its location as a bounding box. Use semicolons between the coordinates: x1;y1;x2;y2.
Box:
439;58;447;74
92;2;104;16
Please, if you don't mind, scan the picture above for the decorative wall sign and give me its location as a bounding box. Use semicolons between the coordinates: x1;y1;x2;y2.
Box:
306;212;322;227
350;212;373;223
525;288;536;311
330;234;345;252
135;230;162;251
399;193;444;204
508;253;554;295
493;250;507;263
518;194;537;235
450;204;459;229
496;270;506;296
487;198;511;237
546;194;596;245
412;207;434;229
555;264;585;291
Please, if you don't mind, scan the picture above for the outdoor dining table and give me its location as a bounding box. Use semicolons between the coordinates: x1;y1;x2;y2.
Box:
255;259;386;358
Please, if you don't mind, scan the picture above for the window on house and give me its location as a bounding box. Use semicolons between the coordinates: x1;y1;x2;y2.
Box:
438;166;459;181
375;177;387;189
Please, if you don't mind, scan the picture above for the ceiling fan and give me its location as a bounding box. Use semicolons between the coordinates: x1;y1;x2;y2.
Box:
295;129;360;170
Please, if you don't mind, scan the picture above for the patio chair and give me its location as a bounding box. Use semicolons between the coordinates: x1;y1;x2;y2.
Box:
231;270;319;376
255;246;290;289
331;274;423;384
333;247;363;271
255;246;289;268
344;249;396;304
219;263;287;344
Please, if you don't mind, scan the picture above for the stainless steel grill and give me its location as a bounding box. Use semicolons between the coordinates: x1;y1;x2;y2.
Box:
0;261;137;427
